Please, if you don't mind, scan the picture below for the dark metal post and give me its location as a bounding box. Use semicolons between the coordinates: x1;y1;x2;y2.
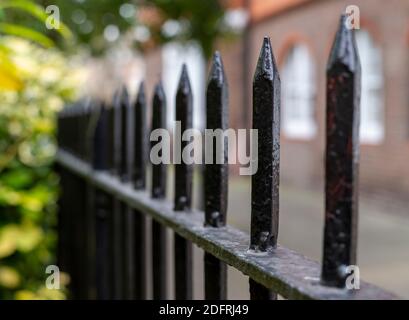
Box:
321;14;361;288
56;111;71;296
92;104;112;299
174;64;193;300
151;81;168;299
112;89;124;299
204;52;228;300
250;37;280;300
133;82;148;299
119;86;136;299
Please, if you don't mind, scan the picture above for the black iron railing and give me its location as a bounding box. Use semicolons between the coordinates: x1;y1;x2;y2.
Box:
55;15;396;300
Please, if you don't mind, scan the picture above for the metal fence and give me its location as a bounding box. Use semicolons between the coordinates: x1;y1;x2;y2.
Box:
55;15;396;300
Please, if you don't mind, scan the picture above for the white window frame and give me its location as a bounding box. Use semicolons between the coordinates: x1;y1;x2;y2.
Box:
282;44;317;140
355;30;384;144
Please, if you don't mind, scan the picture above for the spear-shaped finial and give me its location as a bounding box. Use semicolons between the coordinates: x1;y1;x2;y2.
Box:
321;14;361;288
111;88;122;175
174;64;193;300
120;85;130;104
151;80;168;299
134;81;147;189
177;63;192;97
249;37;280;300
327;14;360;72
250;36;280;252
174;63;193;211
119;85;131;181
151;81;167;198
208;51;226;86
254;37;279;82
153;81;166;103
136;81;146;106
204;51;229;300
205;51;228;228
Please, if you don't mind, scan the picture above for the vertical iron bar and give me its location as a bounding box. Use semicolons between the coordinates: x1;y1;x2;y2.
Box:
133;82;147;299
93;104;112;299
151;82;168;299
119;87;135;299
104;100;115;299
174;64;193;300
85;102;97;299
70;107;89;299
134;82;147;189
321;14;361;288
112;89;124;299
249;279;276;300
79;104;90;299
56;112;70;295
250;37;280;300
204;52;228;300
152;221;167;299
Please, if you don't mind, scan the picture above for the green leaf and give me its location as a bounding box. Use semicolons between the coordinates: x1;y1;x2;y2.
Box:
0;225;19;258
1;168;34;189
0;266;21;289
0;0;73;40
16;223;43;252
0;45;23;90
0;23;54;47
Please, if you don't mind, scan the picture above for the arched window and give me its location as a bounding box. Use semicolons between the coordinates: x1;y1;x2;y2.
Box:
355;29;384;144
282;44;316;139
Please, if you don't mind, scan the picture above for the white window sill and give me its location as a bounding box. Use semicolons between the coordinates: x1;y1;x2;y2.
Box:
283;122;317;140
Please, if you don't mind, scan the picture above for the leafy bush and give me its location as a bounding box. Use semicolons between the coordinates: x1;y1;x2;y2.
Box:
0;37;83;299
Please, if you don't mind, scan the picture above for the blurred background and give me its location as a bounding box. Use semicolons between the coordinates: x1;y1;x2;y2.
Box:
0;0;408;299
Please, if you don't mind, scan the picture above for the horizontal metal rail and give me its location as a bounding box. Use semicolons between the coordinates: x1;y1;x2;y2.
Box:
56;149;397;300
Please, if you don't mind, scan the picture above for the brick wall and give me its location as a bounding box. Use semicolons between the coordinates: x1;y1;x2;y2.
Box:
218;0;409;201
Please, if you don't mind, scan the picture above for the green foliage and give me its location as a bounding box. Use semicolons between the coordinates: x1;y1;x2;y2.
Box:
141;0;229;59
0;37;82;299
0;0;72;90
38;0;136;55
0;0;232;300
2;0;232;59
25;0;231;59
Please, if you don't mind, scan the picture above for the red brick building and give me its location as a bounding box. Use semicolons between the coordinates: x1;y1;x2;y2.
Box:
144;0;409;202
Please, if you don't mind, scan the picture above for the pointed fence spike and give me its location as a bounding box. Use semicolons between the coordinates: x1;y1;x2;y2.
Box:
112;89;122;176
119;86;132;181
204;51;229;300
205;51;228;227
151;81;167;198
321;14;361;288
134;81;147;189
250;36;280;251
151;80;168;299
327;14;360;72
174;63;193;211
174;64;193;300
92;101;109;171
250;37;280;300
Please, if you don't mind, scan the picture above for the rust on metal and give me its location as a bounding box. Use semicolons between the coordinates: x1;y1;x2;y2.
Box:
322;14;361;288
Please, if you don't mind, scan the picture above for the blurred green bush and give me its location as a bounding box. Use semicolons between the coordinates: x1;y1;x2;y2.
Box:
0;37;83;299
0;0;232;300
